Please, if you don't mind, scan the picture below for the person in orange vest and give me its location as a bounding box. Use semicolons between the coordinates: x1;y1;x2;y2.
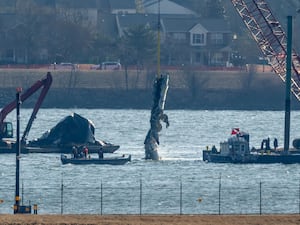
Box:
83;146;89;158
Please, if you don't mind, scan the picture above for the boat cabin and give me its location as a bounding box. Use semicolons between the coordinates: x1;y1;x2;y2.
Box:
220;132;250;158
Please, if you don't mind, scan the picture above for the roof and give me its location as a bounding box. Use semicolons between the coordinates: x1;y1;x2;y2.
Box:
163;17;231;33
109;0;136;10
0;0;15;14
162;16;198;32
98;13;118;37
143;0;196;15
56;0;97;8
199;19;231;33
117;13;158;30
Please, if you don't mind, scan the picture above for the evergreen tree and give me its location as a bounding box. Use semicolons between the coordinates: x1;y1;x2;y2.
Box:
120;25;156;69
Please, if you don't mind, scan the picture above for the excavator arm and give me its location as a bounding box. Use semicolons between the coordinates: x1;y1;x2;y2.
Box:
0;72;52;142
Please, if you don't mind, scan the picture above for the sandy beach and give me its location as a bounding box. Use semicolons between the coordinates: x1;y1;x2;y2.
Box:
1;214;300;225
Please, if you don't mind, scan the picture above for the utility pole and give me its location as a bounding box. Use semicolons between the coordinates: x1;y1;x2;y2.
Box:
13;87;32;214
14;87;22;214
284;15;292;153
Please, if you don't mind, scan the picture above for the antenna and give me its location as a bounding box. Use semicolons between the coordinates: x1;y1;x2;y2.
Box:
157;0;161;77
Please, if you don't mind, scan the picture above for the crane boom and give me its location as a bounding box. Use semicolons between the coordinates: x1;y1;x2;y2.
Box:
231;0;300;100
0;72;52;142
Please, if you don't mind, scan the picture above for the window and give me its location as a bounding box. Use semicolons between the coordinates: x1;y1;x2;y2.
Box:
211;33;223;45
211;53;224;66
173;33;186;41
192;33;205;45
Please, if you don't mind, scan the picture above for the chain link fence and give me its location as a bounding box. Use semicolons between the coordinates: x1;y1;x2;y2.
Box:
1;178;300;214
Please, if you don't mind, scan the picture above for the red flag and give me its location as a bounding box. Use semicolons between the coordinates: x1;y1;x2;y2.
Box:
231;128;240;135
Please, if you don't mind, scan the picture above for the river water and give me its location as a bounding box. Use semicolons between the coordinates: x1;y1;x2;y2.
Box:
1;109;300;214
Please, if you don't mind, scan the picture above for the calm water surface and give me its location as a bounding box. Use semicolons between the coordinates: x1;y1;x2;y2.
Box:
0;109;300;214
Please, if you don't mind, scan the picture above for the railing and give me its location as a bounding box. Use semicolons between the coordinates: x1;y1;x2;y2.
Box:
0;178;300;215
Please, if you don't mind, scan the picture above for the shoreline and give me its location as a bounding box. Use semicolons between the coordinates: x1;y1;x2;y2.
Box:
1;214;300;225
0;68;299;110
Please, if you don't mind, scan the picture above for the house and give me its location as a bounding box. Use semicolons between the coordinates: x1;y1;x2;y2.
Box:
0;0;16;14
116;13;233;67
0;0;233;67
143;0;196;15
109;0;136;14
190;19;232;66
162;17;232;66
116;13;160;37
113;0;232;67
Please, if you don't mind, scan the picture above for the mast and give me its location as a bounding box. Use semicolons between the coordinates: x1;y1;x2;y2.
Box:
157;0;161;77
284;16;292;152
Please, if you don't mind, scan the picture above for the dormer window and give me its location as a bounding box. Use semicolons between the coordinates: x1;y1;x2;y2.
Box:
191;33;205;46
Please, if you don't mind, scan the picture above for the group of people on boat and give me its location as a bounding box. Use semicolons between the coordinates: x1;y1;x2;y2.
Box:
260;137;278;151
72;145;104;159
72;146;89;159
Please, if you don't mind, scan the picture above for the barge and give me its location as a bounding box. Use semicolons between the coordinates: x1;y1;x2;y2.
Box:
203;129;300;164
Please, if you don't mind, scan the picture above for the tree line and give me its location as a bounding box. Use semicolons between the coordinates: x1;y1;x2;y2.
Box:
1;0;298;67
0;1;157;68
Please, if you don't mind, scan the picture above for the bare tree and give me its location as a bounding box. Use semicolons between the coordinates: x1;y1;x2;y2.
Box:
8;0;54;64
118;25;156;90
182;67;208;100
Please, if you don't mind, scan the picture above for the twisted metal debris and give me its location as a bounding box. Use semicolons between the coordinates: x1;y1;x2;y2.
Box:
144;74;169;160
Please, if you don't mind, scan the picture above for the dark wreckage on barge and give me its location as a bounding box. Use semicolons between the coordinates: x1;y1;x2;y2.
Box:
26;113;119;154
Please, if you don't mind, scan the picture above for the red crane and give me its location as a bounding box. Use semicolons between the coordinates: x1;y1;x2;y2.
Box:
0;72;52;144
231;0;300;100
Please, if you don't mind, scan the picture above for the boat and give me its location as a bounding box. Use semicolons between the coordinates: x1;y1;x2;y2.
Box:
203;129;300;164
60;154;131;165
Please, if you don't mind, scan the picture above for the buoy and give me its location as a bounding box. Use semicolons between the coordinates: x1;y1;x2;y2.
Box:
197;198;202;202
0;199;4;204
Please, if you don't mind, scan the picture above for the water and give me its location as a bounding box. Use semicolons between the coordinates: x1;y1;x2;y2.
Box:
0;109;300;214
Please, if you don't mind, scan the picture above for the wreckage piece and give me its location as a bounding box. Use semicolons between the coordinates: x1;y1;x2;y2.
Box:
144;74;170;160
27;113;119;154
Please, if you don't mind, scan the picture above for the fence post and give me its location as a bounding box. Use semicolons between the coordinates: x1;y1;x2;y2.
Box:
180;179;182;215
139;179;142;215
218;174;221;215
100;182;103;215
61;177;64;215
259;181;262;215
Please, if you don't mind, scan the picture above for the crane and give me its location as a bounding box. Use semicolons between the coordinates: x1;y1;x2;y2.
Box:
0;72;52;151
230;0;300;101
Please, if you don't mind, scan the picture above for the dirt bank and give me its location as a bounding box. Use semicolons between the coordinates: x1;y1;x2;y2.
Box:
1;214;300;225
0;68;298;110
